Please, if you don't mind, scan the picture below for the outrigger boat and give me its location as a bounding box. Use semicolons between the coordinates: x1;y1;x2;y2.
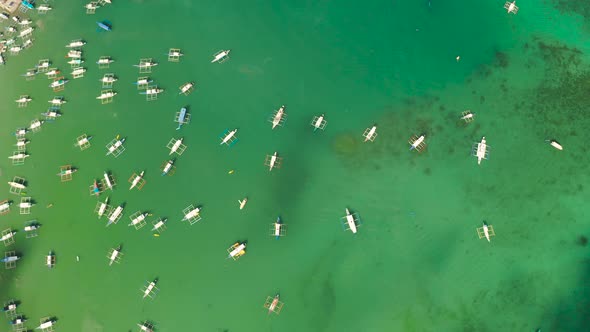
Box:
220;129;238;145
85;2;100;10
14;128;27;137
238;198;247;210
97;196;109;218
0;201;11;214
76;135;92;149
134;60;157;68
8;153;29;160
267;152;280;171
477;221;495;242
100;75;117;84
22;69;37;79
179;82;194;95
106;137;125;156
41;110;61;120
67;50;82;58
21;0;34;9
227;242;246;260
168;138;183;155
46;251;55;268
9;46;21;54
129;171;144;190
37;319;55;331
161;159;174;176
66;40;86;48
151;218;166;232
271;105;286;129
68;59;84;66
137;323;154;332
129;212;148;227
49;97;66;105
18;27;33;38
8;181;26;190
2;302;17;311
176;107;188;130
546;139;563;151
344;208;359;234
272;217;285;239
409;134;426;152
142;279;158;299
38;4;52;11
134;77;153;86
264;294;284;315
167;49;183;58
56;167;76;178
140;87;164;95
211;49;230;63
15;96;31;104
311;114;327;132
108;246;121;265
36;60;50;69
45;69;60;77
472;136;489;165
182;206;201;221
0;230;16;242
504;1;518;14
96;21;112;31
16;139;29;150
10;316;26;326
71;67;86;76
24;223;39;233
96;90;117;100
0;13;8;20
19;19;32;26
103;172;113;189
460;110;475;123
106;205;123;226
49;78;68;89
363;125;378;142
0;255;19;264
97;57;114;65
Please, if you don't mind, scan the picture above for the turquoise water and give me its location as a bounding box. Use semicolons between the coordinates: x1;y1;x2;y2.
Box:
1;0;590;331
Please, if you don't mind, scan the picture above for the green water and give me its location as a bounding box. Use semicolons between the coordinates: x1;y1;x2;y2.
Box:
1;0;590;331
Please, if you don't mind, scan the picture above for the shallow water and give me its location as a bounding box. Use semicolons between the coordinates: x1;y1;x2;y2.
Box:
1;0;590;331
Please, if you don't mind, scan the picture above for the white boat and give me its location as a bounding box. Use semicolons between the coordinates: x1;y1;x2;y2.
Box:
179;82;193;94
0;13;8;20
238;198;247;210
272;106;285;129
0;231;15;242
97;91;117;100
475;137;488;165
107;205;123;226
97;197;109;218
38;5;52;11
18;27;33;38
15;128;27;136
45;69;59;76
129;171;144;190
6;26;16;33
19;19;32;26
108;247;120;265
161;160;174;175
228;243;246;259
143;88;163;95
504;1;518;14
169;138;183;155
85;2;99;10
9;46;21;54
66;40;85;48
100;75;117;83
105;138;124;155
268;152;278;171
46;251;54;268
0;54;4;65
0;201;10;213
42;110;60;119
37;320;54;330
8;181;26;189
8;153;29;160
19;201;33;209
482;223;492;242
49;98;66;105
460;112;475;122
220;129;237;145
49;79;68;88
24;224;38;232
410;135;426;151
129;212;148;227
67;59;83;65
135;60;157;68
29;120;43;131
143;281;157;298
312;114;325;130
37;60;50;69
103;172;113;189
134;77;152;85
71;67;86;76
67;50;82;58
548;139;563;151
22;39;32;48
15;97;31;103
364;126;377;142
211;50;230;63
15;139;29;149
168;49;183;57
151;219;166;231
345;208;358;234
182;207;200;221
97;57;114;65
137;323;154;332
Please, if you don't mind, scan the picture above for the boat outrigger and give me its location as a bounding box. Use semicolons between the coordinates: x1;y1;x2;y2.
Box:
106;205;124;226
167;48;183;61
1;229;16;245
264;152;282;171
67;50;82;58
0;200;11;215
211;49;230;63
96;196;110;218
311;114;327;132
409;134;426;152
141;279;159;299
57;165;76;182
37;318;55;332
151;218;167;233
227;242;246;260
264;294;284;315
167;138;186;156
270;105;286;129
477;221;495;242
270;217;286;239
107;246;122;265
220;129;238;146
175;107;190;130
66;40;86;48
102;171;115;189
504;0;518;14
105;136;125;157
179;82;194;95
90;180;100;196
161;159;175;176
49;97;66;105
46;251;55;268
137;322;154;332
472;136;489;165
363;125;378;142
182;205;202;225
15;139;29;151
96;21;112;31
460;110;475;123
128;171;145;190
76;134;92;150
342;208;361;234
49;78;68;89
97;90;117;103
129;211;149;229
